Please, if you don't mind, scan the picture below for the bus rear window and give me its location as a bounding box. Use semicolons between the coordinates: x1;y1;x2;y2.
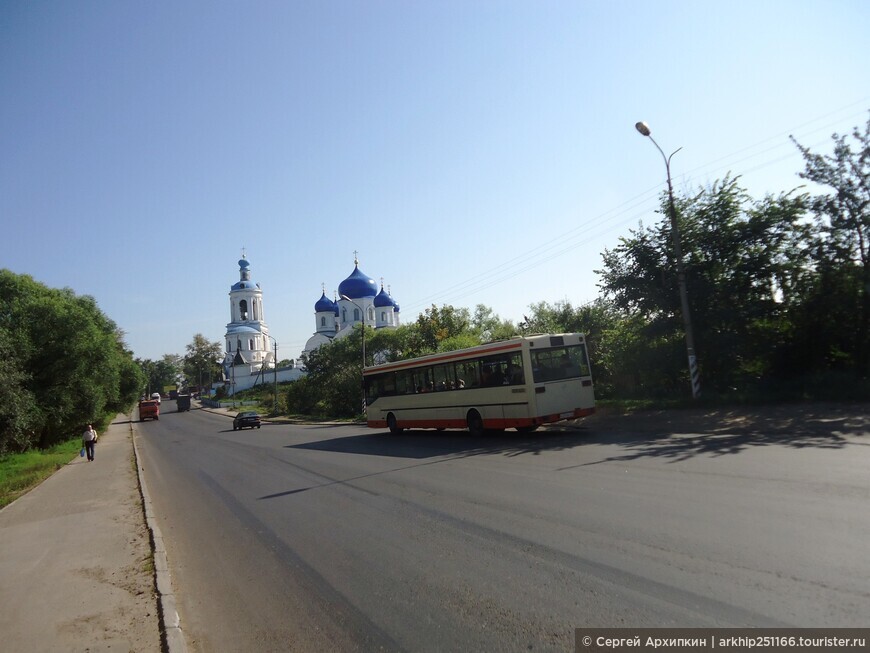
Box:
531;344;591;382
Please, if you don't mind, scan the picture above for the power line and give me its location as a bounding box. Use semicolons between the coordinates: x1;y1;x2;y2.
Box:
403;102;868;315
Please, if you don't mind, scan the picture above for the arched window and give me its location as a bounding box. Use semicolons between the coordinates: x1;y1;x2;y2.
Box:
249;339;254;350
228;340;232;352
354;308;360;321
253;300;258;321
381;311;386;322
321;316;326;327
368;307;374;322
239;300;248;321
342;308;347;322
237;338;242;351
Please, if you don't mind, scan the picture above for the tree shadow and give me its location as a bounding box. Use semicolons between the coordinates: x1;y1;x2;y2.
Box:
576;402;870;465
286;402;870;464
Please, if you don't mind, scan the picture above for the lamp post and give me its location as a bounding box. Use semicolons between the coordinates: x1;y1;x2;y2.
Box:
635;121;701;399
265;334;278;415
340;294;367;416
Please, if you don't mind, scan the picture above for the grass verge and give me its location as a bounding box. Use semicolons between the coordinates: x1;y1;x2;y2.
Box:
0;439;81;509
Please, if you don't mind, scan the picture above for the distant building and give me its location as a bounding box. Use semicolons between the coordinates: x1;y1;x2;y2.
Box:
222;254;303;394
303;254;401;358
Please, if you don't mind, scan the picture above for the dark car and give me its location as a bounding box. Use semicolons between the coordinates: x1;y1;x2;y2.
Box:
233;411;261;430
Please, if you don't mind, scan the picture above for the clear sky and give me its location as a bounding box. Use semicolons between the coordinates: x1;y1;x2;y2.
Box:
2;1;868;362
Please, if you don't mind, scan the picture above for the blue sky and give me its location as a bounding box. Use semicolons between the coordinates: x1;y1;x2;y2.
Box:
2;1;868;362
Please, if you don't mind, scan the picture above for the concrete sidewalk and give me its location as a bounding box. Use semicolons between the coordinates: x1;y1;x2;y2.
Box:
0;415;162;653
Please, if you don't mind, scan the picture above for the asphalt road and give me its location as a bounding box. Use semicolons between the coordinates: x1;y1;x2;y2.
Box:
135;403;870;652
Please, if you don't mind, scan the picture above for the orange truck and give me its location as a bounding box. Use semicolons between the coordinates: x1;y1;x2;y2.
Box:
138;400;160;421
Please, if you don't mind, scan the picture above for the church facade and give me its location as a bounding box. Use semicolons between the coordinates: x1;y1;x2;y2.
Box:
303;255;401;357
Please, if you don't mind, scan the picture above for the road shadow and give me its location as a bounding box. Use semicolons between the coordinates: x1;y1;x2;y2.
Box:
576;401;870;463
287;402;870;462
287;427;592;459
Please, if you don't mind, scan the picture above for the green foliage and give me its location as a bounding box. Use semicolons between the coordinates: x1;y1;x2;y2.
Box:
183;333;224;389
288;329;366;417
135;356;179;397
413;304;471;354
791;115;870;375
0;437;81;508
0;271;142;453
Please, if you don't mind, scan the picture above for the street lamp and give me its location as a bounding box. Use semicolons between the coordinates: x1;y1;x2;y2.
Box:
265;334;278;415
340;294;367;416
635;121;701;399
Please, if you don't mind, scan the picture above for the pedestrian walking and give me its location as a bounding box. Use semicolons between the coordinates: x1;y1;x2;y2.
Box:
82;424;98;461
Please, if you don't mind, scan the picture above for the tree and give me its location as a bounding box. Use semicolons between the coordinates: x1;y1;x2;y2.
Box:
0;270;142;451
413;305;471;354
791;115;870;375
596;176;808;396
470;304;516;342
290;332;365;417
183;333;224;389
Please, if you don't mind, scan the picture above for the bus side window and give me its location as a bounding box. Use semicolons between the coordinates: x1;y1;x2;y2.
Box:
456;360;480;388
506;353;524;384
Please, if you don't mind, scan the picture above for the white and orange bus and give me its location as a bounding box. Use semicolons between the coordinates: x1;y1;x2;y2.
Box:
364;333;595;435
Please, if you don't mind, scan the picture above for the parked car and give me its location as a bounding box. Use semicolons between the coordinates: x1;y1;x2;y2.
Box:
151;392;162;405
233;411;261;430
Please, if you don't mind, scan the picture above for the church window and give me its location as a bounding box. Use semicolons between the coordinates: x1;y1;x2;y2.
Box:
239;300;248;321
321;317;326;327
354;308;360;322
381;311;386;322
249;339;254;350
368;307;374;322
342;308;347;323
237;338;242;351
228;340;232;352
253;300;258;321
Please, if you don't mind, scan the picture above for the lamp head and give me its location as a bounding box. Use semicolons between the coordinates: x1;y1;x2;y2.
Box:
635;121;651;137
340;294;351;301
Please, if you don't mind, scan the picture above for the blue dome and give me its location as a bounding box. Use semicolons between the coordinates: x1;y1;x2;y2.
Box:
373;287;395;308
338;265;378;299
231;256;257;291
231;280;258;291
315;292;337;313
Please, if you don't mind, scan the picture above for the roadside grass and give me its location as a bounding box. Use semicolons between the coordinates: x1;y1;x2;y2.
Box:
0;439;81;509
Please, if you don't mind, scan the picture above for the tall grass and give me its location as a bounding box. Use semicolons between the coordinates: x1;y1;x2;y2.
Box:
0;438;81;509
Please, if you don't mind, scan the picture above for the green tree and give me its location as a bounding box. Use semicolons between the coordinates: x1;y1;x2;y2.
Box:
597;176;808;396
413;304;471;354
470;304;516;342
0;270;142;451
791;115;870;376
290;330;367;417
183;333;224;390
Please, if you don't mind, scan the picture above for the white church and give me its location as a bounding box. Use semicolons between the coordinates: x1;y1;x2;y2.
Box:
303;254;401;356
219;253;400;395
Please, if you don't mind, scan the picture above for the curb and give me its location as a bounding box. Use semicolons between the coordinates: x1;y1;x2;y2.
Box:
130;421;188;653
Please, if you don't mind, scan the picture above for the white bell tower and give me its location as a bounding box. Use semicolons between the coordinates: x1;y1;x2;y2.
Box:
225;252;271;371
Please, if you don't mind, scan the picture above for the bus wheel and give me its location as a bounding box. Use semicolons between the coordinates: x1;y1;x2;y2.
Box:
467;410;485;437
516;425;539;433
387;413;404;435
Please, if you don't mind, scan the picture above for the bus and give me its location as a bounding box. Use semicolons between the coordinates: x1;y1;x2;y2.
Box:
364;333;595;435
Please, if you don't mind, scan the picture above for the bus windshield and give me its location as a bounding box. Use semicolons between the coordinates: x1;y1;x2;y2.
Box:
530;343;591;383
